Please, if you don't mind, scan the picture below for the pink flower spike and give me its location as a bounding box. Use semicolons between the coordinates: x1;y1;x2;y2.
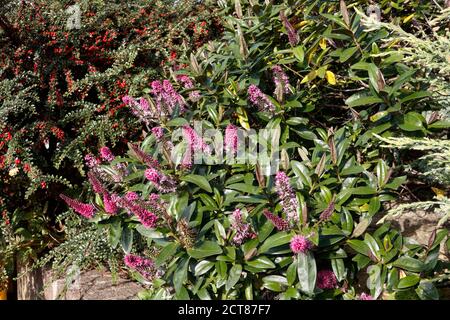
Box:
359;293;374;300
144;168;160;184
103;193;118;215
124;254;156;280
280;11;299;46
125;192;140;201
60;194;96;219
139;97;150;111
137;209;158;228
248;84;275;113
151;127;164;140
225;124;238;155
100;146;115;162
272;65;290;96
87;171;105;194
84;154;100;168
230;209;256;246
275;171;299;224
263;210;289;231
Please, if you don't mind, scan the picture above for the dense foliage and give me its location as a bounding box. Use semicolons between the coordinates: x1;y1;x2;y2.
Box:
55;0;449;300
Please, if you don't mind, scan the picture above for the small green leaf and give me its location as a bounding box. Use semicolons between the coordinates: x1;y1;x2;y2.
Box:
293;46;305;63
416;281;439;300
173;257;189;293
347;239;370;256
331;258;347;282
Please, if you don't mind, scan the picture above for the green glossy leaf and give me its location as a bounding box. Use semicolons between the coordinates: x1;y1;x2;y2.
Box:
392;256;426;272
194;260;215;276
226;264;242;291
182;174;213;193
345;94;383;108
258;232;291;254
155;242;179;267
246;256;276;269
187;241;222;259
397;275;420;289
173;257;189;293
297;251;316;296
347;239;370;256
120;227;133;254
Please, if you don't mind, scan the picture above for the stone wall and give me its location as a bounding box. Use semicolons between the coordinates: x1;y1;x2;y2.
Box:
17;265;143;300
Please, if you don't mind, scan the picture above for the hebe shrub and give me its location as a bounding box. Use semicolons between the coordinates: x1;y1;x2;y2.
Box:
57;0;449;300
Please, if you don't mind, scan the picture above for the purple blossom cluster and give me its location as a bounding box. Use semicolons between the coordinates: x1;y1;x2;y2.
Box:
129;144;160;168
183;125;211;154
87;170;118;215
230;209;256;246
115;193;158;228
224;124;239;155
272;65;290;96
144;167;177;193
263;210;289;231
275;171;299;224
84;154;100;168
151;126;164;141
181;125;211;168
124;254;157;280
248;84;276;113
290;235;311;254
100;146;115;162
122;96;154;124
103;193;118;215
280;11;299;46
359;293;374;300
316;270;338;290
177;74;201;102
151;80;186;115
88;171;106;194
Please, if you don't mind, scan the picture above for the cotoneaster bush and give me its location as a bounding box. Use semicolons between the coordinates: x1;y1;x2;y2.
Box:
0;0;221;261
57;0;449;300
